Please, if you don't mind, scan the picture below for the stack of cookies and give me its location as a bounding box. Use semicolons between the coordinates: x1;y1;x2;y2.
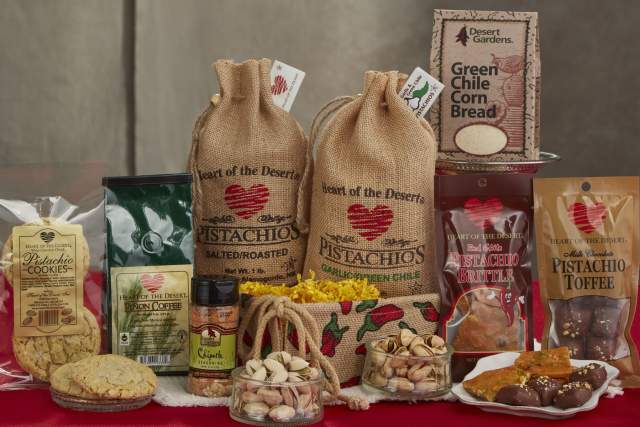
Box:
50;354;158;411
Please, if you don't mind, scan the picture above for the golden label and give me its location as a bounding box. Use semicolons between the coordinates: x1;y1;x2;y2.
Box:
12;224;85;336
110;265;192;373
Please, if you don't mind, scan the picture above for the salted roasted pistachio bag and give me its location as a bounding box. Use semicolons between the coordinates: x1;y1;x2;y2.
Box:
104;174;193;374
302;71;438;298
189;59;308;284
534;177;640;387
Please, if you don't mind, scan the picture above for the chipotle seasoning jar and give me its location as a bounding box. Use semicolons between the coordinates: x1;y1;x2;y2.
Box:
188;276;239;397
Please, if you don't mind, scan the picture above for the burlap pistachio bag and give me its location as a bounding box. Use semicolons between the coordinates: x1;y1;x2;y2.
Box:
302;71;438;297
189;59;308;283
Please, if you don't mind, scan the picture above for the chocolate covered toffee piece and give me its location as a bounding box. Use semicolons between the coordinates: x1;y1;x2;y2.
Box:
527;376;562;406
495;384;541;407
553;381;592;409
585;336;617;361
555;300;592;339
557;336;585;359
463;366;529;402
570;363;607;389
590;306;621;338
12;307;100;381
72;354;157;399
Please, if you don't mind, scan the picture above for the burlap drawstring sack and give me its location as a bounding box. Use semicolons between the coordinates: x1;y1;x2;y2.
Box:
189;59;308;283
238;296;370;410
302;71;438;297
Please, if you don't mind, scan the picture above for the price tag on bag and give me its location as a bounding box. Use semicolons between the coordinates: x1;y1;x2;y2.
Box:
270;60;305;112
398;67;444;118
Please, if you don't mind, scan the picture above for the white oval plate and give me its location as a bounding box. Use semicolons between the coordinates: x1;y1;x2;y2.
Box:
451;352;619;419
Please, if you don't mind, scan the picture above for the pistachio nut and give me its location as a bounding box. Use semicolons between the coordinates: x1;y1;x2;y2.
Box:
243;402;269;419
263;358;286;373
408;335;425;351
268;405;296;422
387;376;414;393
267;351;292;366
241;391;262;403
370;349;388;367
245;359;263;375
251;366;267;381
269;369;289;383
410;343;434;357
368;370;388;387
424;334;445;348
395;366;408;377
398;329;415;347
295;392;312;415
414;379;439;393
382;358;394;378
281;387;296;407
289;356;310;371
390;355;407;369
307;367;320;380
257;388;284;406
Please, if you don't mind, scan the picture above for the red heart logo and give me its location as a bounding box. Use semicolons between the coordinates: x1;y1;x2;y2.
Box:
271;75;288;96
568;202;606;234
140;273;165;293
464;198;503;229
224;184;270;219
347;204;393;241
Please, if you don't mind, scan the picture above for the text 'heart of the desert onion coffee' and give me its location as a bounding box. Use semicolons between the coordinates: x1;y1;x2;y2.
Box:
190;59;307;284
303;70;438;298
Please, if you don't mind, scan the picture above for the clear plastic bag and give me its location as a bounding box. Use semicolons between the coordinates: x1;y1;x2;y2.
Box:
0;165;105;390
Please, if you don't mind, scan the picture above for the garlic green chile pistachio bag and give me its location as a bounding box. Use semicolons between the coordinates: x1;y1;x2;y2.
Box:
189;59;308;284
303;71;438;297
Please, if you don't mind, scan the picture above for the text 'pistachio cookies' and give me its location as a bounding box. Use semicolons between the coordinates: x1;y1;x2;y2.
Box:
12;307;101;381
0;217;91;286
71;355;157;399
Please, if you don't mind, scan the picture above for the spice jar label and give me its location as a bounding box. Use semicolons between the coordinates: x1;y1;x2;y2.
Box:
189;305;239;376
110;264;192;373
429;9;540;161
12;224;85;336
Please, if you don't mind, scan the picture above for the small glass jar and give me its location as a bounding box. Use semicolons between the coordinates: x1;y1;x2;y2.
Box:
229;367;323;426
362;339;453;398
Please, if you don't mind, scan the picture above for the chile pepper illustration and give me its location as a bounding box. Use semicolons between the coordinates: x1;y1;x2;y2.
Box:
356;300;378;313
398;321;417;334
287;322;310;354
339;301;352;315
500;282;518;327
413;301;439;322
355;343;367;355
321;312;349;357
356;304;404;341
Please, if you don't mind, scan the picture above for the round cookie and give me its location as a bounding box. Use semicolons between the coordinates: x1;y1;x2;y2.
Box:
71;355;157;399
1;217;91;286
50;362;99;399
12;307;101;381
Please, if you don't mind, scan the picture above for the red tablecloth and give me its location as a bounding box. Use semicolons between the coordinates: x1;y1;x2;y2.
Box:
1;281;638;426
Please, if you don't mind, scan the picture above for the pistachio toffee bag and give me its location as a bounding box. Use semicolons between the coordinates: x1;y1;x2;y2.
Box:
302;71;438;298
435;174;534;382
534;177;640;387
189;59;308;284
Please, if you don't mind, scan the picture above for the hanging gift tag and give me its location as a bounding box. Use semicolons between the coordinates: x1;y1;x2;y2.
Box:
398;67;444;118
270;60;305;112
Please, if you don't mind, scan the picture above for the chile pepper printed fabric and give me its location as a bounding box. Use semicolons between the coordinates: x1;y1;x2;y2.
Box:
239;293;440;385
303;71;438;298
189;59;308;284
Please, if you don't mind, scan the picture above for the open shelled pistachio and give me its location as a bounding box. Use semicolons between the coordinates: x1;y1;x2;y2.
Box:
231;351;323;424
363;330;452;397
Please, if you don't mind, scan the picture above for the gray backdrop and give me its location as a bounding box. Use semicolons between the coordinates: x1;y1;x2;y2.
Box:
1;0;639;186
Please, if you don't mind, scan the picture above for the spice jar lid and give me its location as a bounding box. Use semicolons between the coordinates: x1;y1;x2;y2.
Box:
191;275;239;306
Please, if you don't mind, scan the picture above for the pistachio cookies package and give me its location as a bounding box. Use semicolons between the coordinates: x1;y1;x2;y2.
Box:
0;178;106;390
534;177;640;387
104;174;193;374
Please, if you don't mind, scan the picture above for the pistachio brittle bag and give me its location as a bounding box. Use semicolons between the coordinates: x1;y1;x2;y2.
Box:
302;71;438;297
189;59;308;284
